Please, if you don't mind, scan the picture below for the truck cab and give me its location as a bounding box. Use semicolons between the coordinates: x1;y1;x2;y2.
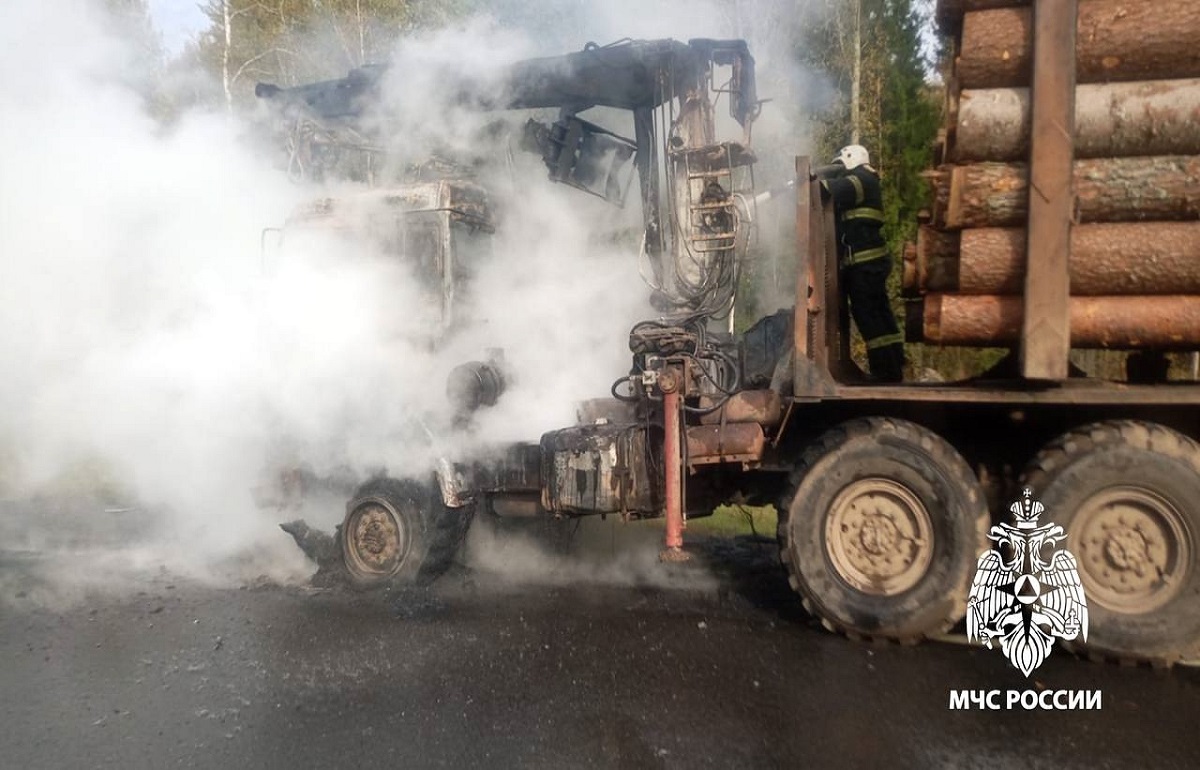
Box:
267;179;495;344
254;178;496;516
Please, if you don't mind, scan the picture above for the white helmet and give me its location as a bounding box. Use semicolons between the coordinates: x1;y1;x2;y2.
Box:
834;144;870;170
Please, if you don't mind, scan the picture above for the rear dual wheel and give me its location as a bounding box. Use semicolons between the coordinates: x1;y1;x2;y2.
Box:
1020;421;1200;665
778;418;989;642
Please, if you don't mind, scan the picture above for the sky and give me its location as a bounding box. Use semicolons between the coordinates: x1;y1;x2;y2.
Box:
148;0;205;53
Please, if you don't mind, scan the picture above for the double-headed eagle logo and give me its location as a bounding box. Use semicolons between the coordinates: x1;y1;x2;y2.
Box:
967;488;1089;676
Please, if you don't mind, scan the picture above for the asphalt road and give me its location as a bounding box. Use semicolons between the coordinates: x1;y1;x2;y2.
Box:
3;521;1199;770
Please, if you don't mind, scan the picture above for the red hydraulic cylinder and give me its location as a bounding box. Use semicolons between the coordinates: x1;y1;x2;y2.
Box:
662;382;685;556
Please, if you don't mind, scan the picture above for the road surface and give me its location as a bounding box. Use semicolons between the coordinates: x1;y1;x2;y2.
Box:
2;517;1199;769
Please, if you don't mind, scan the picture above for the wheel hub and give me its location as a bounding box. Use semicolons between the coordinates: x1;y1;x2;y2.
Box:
825;479;934;596
858;515;899;555
1103;527;1150;573
347;502;405;574
1074;486;1190;613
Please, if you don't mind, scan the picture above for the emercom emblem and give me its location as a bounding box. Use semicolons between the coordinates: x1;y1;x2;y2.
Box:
967;488;1089;676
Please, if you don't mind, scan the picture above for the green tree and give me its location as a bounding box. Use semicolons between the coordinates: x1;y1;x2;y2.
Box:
799;0;939;257
797;0;961;376
191;1;471;112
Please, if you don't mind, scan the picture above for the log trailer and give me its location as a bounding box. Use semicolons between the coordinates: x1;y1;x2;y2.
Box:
269;12;1200;667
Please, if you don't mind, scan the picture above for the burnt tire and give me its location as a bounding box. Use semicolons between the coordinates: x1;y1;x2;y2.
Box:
340;476;474;590
1020;421;1200;666
778;417;989;642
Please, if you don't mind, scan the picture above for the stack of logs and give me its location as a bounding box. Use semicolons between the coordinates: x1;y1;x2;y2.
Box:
905;0;1200;348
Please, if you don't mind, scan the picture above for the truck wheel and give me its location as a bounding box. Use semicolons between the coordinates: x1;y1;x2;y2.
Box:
778;418;989;642
1020;421;1200;665
341;477;474;590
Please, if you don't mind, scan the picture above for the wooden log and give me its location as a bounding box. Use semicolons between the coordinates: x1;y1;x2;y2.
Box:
913;227;960;293
942;65;961;155
918;227;961;263
904;296;926;343
936;0;1027;27
932;156;1200;230
959;1;1200;89
924;295;1200;349
954;79;1200;162
902;241;919;294
938;0;1026;15
917;222;1200;295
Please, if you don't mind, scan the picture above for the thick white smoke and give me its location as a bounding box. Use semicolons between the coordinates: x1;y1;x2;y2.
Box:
0;2;448;586
0;0;822;600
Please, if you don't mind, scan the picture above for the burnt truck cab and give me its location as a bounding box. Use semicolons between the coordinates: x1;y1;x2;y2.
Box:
254;179;498;516
315;37;767;584
266;179;495;342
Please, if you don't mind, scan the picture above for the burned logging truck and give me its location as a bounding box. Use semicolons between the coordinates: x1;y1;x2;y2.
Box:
258;8;1200;669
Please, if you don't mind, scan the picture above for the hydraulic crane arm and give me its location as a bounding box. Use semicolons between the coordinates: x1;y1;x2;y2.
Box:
255;38;757;128
256;37;762;318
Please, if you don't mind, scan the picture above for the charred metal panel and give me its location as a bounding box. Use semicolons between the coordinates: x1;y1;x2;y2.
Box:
685;423;765;467
540;424;658;516
697;390;783;428
521;117;637;206
438;181;495;230
488;496;542;518
471;443;542;494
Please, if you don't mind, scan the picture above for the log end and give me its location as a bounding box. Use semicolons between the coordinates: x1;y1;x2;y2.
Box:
923;294;943;342
902;242;922;296
905;296;926;343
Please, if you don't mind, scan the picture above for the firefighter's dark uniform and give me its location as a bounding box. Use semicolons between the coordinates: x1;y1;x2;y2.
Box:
820;165;905;382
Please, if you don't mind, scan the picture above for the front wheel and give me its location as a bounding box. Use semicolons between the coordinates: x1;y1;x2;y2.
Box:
778;418;989;642
341;477;474;590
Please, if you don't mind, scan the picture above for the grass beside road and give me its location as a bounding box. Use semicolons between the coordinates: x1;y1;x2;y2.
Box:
611;504;777;538
544;504;780;561
686;505;777;539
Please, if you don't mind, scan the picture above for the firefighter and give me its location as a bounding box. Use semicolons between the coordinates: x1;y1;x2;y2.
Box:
818;144;905;382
